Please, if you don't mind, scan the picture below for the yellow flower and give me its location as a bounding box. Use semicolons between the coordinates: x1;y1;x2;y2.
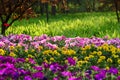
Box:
106;66;110;70
91;51;97;55
25;58;29;62
81;51;86;54
62;49;76;55
100;56;106;60
50;57;55;61
25;50;28;53
0;49;5;55
103;43;108;47
102;46;109;51
117;59;120;64
107;58;113;63
117;48;120;52
61;47;67;50
77;60;84;66
73;57;78;61
28;54;34;58
89;55;94;58
65;60;68;64
83;60;88;63
31;49;35;52
43;50;52;55
53;50;60;56
97;51;102;56
9;52;16;57
111;51;116;54
118;71;120;75
16;44;21;48
62;50;67;55
84;45;91;50
97;46;102;50
112;55;119;58
97;59;102;63
9;46;15;51
68;49;76;55
44;59;48;63
84;57;89;61
81;48;86;51
38;46;43;50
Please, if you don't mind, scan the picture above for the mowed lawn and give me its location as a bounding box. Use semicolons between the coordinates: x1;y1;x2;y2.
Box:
3;12;120;38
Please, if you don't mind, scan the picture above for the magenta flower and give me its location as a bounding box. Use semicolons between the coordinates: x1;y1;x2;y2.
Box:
24;76;32;80
42;62;49;68
29;58;36;64
91;66;100;71
32;72;44;79
108;67;118;75
94;70;107;80
33;66;43;71
117;76;120;80
53;77;59;80
0;41;5;47
67;57;76;66
61;71;72;77
68;76;80;80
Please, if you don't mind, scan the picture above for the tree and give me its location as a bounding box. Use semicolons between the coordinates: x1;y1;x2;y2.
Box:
0;0;37;35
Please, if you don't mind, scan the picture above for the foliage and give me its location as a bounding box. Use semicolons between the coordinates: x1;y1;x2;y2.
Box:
3;12;119;38
0;0;37;35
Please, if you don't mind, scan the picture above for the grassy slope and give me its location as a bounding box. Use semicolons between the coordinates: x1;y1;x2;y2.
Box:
4;12;120;38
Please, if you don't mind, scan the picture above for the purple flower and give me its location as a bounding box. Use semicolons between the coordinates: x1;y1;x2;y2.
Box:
0;42;5;47
33;66;43;71
0;68;6;76
91;66;100;71
85;70;92;75
32;72;44;79
61;71;72;77
117;76;120;80
29;58;36;64
18;68;31;76
67;57;76;66
50;64;57;72
16;58;25;63
94;70;106;80
45;42;58;50
42;62;49;68
12;72;19;79
24;76;32;80
85;70;92;79
53;77;59;80
68;77;79;80
108;67;118;75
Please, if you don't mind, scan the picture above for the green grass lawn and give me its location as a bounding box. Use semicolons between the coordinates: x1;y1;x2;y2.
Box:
4;12;120;38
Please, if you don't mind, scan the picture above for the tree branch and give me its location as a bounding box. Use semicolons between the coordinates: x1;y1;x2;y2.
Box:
7;1;37;30
0;16;3;22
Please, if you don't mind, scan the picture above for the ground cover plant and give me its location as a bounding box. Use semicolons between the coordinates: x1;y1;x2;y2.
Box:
0;12;119;38
0;34;120;80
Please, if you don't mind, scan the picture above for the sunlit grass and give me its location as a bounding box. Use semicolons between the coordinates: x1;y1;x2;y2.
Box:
4;12;120;38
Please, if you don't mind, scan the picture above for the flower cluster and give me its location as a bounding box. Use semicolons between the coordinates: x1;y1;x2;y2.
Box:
0;34;120;80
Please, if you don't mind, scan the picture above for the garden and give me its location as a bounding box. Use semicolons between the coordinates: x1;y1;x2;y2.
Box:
0;0;120;80
0;34;120;80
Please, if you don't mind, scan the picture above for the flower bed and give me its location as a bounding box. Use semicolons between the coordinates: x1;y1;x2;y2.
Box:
0;34;120;80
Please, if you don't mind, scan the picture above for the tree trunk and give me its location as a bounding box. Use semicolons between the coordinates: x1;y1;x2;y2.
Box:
51;6;56;15
114;0;120;22
45;3;49;22
1;24;6;36
40;3;44;15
